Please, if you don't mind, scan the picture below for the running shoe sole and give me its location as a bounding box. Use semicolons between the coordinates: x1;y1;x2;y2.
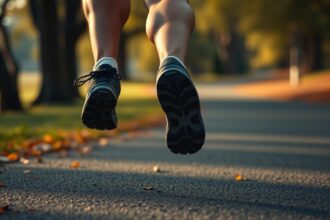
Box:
157;72;205;154
81;89;117;130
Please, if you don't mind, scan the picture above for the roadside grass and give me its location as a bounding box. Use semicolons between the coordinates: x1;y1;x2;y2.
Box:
0;73;163;153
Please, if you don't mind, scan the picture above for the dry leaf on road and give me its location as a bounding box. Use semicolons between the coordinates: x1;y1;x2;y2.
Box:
7;153;19;162
153;166;160;173
143;185;155;191
70;161;80;168
20;158;30;165
98;138;109;147
0;205;10;215
234;174;247;182
33;143;52;152
84;206;92;212
80;146;92;155
24;170;32;174
43;134;54;144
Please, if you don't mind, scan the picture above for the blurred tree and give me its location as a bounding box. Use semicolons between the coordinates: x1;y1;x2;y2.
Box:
239;0;330;72
187;32;217;74
0;0;23;112
120;0;147;79
30;0;86;104
192;0;330;73
193;0;248;74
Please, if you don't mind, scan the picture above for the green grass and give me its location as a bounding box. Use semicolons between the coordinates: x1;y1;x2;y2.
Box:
0;73;162;150
0;98;161;143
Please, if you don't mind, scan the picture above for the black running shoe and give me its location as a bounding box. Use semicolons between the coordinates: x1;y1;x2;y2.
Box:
156;57;205;154
74;64;121;130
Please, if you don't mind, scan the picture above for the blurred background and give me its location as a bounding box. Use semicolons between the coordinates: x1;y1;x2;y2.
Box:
0;0;329;151
1;0;329;106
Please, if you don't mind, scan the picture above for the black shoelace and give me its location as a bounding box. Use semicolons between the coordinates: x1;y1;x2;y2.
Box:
74;68;121;87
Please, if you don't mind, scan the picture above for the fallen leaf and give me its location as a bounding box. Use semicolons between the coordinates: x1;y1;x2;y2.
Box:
0;182;5;187
74;134;85;144
22;139;42;149
81;129;90;138
31;149;42;157
143;185;155;191
33;144;52;152
43;134;54;144
84;206;92;212
98;138;109;147
153;166;160;173
0;205;10;215
7;153;18;162
24;170;32;174
20;158;30;165
52;141;64;151
234;174;247;182
80;146;92;155
70;161;80;168
0;156;9;163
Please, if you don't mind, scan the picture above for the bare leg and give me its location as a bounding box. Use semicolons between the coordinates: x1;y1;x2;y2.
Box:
145;0;204;154
82;0;130;62
76;0;130;131
145;0;195;62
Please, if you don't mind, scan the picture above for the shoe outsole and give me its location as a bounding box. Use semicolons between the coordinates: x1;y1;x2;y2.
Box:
81;89;117;130
157;72;205;154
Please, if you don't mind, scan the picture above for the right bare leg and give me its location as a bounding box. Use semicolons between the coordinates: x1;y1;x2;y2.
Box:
145;0;194;63
144;0;205;154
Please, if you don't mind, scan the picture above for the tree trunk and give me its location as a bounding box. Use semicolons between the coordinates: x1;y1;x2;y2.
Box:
61;0;86;99
0;0;23;112
301;33;323;73
33;0;69;104
226;29;247;74
213;29;247;74
0;53;22;111
31;0;85;104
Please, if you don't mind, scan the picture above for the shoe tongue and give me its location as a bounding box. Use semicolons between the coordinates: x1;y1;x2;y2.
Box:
97;64;113;71
95;64;120;79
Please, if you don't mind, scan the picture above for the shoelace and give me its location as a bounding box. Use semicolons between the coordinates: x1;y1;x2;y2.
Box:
74;68;121;87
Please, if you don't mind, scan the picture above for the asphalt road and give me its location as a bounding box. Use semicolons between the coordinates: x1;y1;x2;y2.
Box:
1;87;330;219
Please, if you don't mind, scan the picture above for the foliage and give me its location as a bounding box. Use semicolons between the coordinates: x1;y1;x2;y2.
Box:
0;80;163;154
4;0;330;78
193;0;330;70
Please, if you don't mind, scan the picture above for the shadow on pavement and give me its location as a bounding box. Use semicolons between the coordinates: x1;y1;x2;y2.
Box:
2;166;330;219
86;144;330;172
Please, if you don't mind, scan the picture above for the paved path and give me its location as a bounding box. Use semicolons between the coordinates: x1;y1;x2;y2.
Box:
1;85;330;219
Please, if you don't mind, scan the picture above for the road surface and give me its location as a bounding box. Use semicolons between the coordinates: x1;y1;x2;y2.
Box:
1;84;330;219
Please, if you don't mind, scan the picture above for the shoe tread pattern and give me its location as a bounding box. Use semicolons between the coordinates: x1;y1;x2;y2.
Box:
81;89;117;130
157;72;205;154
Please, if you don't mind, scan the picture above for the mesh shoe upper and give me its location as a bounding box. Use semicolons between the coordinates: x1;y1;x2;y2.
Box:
74;64;121;130
74;64;121;98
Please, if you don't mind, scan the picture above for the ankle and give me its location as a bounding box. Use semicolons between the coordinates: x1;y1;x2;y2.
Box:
93;57;118;71
161;55;187;68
